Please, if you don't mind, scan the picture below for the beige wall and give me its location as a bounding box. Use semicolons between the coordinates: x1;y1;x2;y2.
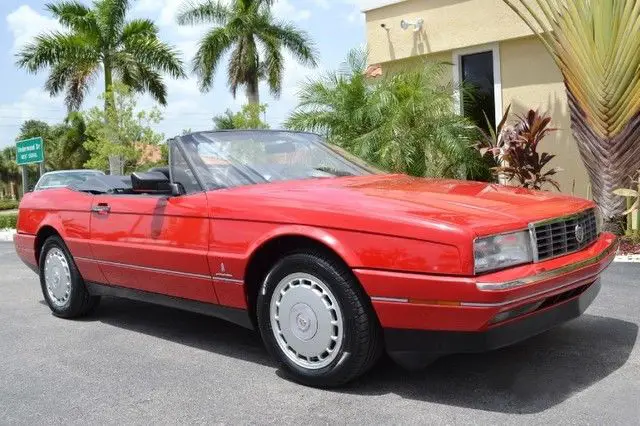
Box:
500;36;589;198
366;0;540;64
367;0;589;198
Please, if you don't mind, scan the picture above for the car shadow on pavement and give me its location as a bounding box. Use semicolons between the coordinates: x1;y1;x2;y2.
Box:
67;297;637;414
83;296;273;367
343;314;638;414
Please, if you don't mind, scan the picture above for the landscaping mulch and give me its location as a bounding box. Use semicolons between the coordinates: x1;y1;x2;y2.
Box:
619;238;640;255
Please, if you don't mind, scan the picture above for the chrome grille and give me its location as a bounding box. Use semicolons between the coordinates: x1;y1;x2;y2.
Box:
533;209;598;261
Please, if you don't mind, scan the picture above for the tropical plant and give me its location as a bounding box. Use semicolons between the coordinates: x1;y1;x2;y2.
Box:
16;0;185;112
488;108;562;190
16;116;90;171
0;200;19;211
84;84;164;174
0;214;18;230
213;104;269;129
286;48;490;180
476;105;511;176
177;0;318;104
0;147;21;199
613;170;640;236
503;0;640;230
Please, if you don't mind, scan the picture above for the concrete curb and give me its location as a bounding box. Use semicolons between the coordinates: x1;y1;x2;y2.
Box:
0;229;16;242
614;254;640;263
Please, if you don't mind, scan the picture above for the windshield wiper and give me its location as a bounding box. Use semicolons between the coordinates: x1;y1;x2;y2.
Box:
313;167;354;177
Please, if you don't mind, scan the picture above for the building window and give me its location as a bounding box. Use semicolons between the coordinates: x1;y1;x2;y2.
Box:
461;51;495;132
452;43;502;133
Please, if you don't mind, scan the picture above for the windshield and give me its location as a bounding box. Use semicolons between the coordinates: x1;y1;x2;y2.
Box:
178;131;380;189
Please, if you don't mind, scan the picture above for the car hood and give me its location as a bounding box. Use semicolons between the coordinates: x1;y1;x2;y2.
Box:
215;174;594;239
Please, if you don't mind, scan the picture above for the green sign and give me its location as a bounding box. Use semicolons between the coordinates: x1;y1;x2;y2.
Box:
16;137;44;165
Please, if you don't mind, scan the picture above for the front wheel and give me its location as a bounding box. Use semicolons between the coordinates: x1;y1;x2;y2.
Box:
257;251;381;387
39;235;100;318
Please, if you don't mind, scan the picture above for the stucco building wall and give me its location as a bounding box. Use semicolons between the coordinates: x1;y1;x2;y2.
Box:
365;0;590;198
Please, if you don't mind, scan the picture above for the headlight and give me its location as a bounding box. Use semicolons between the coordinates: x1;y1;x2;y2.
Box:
474;230;533;274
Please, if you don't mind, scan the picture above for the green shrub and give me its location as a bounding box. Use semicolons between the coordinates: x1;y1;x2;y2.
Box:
0;200;18;211
0;214;17;229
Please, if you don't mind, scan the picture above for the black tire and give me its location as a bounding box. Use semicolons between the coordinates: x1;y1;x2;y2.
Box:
257;251;382;387
39;235;100;318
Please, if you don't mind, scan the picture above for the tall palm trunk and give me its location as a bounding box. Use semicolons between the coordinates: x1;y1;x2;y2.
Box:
103;60;123;176
246;81;260;105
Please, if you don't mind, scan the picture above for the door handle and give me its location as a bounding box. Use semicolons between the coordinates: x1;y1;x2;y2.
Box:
91;203;110;215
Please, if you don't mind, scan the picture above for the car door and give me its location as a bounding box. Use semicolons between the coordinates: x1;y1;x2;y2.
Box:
89;187;217;304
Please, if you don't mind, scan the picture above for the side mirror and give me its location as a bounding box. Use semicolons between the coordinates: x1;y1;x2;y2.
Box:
27;185;34;193
131;171;172;194
169;182;185;196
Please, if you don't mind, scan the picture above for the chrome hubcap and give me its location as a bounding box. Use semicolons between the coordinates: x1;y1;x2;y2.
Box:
44;248;71;307
270;273;343;370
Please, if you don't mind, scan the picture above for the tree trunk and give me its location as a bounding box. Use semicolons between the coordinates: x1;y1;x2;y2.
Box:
103;59;122;176
568;91;640;233
246;80;260;105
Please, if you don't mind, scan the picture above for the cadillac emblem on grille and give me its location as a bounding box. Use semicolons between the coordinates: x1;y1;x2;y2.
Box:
575;224;585;243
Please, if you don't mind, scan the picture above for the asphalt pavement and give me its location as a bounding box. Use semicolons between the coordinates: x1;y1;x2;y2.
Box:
0;242;638;425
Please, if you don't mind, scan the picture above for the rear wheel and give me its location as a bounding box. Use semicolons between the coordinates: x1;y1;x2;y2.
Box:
257;251;381;387
39;235;100;318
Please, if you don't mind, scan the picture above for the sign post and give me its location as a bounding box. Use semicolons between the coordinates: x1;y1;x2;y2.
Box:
15;137;45;196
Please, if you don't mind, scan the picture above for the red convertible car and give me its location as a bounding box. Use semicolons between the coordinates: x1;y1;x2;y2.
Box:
14;130;617;386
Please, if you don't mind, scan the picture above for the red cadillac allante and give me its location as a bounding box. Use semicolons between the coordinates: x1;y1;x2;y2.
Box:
14;130;617;387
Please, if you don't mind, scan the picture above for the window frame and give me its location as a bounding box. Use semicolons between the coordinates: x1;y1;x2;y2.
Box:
451;42;503;129
168;137;206;194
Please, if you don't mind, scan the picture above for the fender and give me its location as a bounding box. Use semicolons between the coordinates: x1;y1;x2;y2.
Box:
245;224;361;267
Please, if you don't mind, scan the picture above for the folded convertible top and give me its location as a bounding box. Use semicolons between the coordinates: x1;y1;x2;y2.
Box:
70;175;132;194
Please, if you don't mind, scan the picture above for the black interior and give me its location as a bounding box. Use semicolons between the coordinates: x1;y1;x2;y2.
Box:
131;171;171;193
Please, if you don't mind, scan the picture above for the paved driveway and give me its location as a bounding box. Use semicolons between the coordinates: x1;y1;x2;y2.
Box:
0;242;638;424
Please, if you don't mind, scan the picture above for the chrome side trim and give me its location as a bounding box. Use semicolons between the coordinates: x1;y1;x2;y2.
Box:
370;296;409;303
212;276;245;284
462;278;600;307
75;257;243;283
531;208;594;227
476;238;617;291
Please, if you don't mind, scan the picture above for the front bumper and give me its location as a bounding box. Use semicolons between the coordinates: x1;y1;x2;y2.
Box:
384;278;600;355
355;232;617;356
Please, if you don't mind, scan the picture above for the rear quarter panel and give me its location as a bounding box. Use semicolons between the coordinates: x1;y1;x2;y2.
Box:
15;188;94;270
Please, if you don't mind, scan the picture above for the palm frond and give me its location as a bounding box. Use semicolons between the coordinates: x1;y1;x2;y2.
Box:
65;61;99;111
192;27;234;92
101;0;130;40
503;0;640;221
260;21;318;67
176;0;231;26
16;32;96;73
261;35;283;97
119;19;158;44
46;0;98;35
121;36;186;79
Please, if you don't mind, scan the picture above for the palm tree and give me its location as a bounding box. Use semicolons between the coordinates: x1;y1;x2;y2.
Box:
16;0;186;112
286;49;490;180
503;0;640;231
177;0;318;104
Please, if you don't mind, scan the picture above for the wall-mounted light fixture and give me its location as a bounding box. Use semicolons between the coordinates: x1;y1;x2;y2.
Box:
400;18;424;32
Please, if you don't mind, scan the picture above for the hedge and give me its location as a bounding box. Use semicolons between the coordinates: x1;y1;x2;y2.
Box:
0;214;17;229
0;200;19;211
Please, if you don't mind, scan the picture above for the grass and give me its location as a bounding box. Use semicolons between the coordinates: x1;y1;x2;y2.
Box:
0;200;19;211
0;214;17;229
